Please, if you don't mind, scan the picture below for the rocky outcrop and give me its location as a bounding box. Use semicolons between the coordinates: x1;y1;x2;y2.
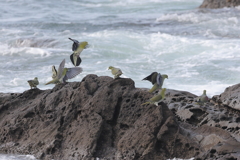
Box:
0;74;239;160
213;83;240;111
199;0;240;9
164;89;240;159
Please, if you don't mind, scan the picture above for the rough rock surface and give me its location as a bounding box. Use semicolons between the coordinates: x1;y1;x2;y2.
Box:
164;89;240;159
199;0;240;9
0;74;239;160
213;83;240;111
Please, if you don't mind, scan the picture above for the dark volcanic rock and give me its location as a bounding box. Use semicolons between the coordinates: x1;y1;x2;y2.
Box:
164;88;240;159
199;0;240;9
213;83;240;111
0;74;240;160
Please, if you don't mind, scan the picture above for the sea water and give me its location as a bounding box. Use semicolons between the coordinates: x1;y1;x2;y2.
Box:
1;0;240;159
2;0;240;98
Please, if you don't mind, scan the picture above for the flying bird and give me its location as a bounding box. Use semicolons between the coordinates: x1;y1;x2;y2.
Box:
68;38;88;66
45;59;83;85
196;90;209;105
108;66;123;79
27;77;39;89
141;88;166;106
143;72;168;93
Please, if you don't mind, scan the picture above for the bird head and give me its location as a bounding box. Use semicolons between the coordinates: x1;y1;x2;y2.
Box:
162;74;168;79
108;66;114;70
80;41;89;49
34;77;38;80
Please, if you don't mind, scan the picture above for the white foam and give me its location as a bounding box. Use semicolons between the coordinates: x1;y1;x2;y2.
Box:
0;154;37;160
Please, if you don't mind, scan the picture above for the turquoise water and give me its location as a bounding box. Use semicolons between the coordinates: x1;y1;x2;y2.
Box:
1;0;240;97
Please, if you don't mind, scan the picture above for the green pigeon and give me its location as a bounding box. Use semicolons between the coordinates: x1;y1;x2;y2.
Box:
27;77;39;89
196;90;209;105
45;59;83;85
141;88;166;105
108;66;123;79
69;38;88;66
143;72;168;93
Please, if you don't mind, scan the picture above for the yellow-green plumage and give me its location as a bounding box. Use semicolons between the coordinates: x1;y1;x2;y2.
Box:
69;38;89;66
149;74;168;93
108;66;123;79
196;90;209;105
46;59;83;85
27;77;39;89
141;88;166;105
74;41;88;54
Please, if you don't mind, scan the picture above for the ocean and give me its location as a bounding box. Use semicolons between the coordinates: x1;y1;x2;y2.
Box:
0;0;240;159
1;0;240;97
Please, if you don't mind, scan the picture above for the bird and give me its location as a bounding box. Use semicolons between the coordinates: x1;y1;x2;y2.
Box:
27;77;39;89
141;88;166;105
196;90;209;105
68;38;88;66
45;59;83;85
142;72;168;93
108;66;123;79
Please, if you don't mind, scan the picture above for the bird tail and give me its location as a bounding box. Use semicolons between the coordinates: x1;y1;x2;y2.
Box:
141;102;150;105
45;79;56;85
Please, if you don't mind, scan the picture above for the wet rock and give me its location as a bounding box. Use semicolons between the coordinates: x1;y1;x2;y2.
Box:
199;0;240;9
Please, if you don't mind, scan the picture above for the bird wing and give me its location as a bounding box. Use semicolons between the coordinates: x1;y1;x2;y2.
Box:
70;54;82;66
27;80;33;86
156;73;162;86
111;68;121;75
69;38;79;51
150;94;162;103
65;67;83;80
57;59;65;79
52;66;57;79
33;79;39;85
142;72;157;85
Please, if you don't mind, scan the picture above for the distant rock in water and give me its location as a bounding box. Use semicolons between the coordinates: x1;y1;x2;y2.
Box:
199;0;240;9
0;74;239;160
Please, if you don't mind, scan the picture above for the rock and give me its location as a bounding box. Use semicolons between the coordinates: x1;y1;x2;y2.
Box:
199;0;240;9
164;88;240;159
0;74;239;160
212;83;240;111
0;75;198;160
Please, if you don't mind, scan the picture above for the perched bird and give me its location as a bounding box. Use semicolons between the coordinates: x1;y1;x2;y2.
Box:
68;38;88;66
108;66;123;79
142;72;168;93
27;77;39;89
45;59;83;85
196;90;209;105
141;88;166;105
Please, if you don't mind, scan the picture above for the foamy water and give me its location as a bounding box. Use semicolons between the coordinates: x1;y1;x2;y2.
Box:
2;0;240;97
0;154;37;160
